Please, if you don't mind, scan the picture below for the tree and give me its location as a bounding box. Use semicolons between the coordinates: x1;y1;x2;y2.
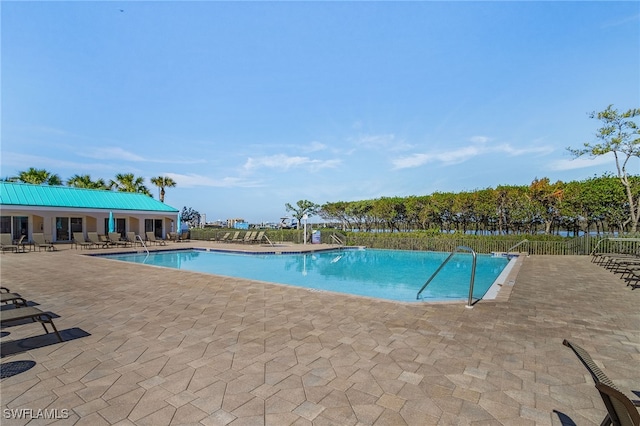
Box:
181;206;201;227
528;177;564;235
150;176;176;203
568;105;640;232
67;174;107;189
15;167;62;185
285;200;320;229
109;173;151;196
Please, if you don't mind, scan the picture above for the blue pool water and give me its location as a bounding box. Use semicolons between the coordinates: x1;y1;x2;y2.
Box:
100;248;509;303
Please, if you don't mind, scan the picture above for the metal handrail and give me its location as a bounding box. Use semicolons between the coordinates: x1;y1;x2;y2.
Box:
416;245;477;308
136;235;149;255
263;233;275;247
331;233;345;246
506;239;529;254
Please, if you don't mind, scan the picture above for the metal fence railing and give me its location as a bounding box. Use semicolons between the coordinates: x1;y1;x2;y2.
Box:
189;228;640;256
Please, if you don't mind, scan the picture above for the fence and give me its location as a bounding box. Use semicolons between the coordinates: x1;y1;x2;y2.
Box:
189;228;640;256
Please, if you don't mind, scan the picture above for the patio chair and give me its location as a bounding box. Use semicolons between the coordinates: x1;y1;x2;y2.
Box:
146;232;167;246
0;233;19;253
563;339;640;426
73;232;94;250
217;232;231;242
242;231;256;243
595;383;640;426
32;233;55;251
1;306;63;342
108;232;130;247
255;231;274;246
87;232;109;248
126;232;142;247
1;291;28;307
167;232;179;242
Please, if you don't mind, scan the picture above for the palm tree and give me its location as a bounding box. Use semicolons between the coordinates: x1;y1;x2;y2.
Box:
150;176;177;203
67;174;107;189
109;173;151;196
15;167;62;185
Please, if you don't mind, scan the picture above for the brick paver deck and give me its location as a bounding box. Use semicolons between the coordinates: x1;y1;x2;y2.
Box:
1;242;638;425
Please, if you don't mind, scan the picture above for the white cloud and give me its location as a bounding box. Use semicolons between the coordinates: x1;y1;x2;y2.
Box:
304;141;328;152
78;147;205;164
80;147;147;162
0;151;115;173
392;142;554;169
164;173;263;188
549;153;614;171
470;136;491;144
243;154;341;172
349;133;413;152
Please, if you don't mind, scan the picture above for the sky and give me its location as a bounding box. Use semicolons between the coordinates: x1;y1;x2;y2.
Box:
2;1;639;224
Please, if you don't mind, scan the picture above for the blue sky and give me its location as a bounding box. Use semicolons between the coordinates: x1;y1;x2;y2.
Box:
2;1;639;224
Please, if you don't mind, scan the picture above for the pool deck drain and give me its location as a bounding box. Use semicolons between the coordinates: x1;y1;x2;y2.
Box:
1;241;639;425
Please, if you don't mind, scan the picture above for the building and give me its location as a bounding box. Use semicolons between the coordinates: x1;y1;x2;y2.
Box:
0;182;179;242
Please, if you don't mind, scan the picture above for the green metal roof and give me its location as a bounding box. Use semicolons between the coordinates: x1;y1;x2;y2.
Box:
0;182;178;213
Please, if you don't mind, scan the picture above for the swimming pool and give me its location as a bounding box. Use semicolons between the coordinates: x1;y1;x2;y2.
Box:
100;248;511;303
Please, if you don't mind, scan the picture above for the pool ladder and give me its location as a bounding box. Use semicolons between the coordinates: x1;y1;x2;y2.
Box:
136;234;149;255
416;245;477;308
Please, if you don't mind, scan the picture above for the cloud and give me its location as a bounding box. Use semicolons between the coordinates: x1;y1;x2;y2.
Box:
549;153;614;171
0;151;115;174
304;141;327;153
164;173;263;188
349;133;413;152
243;154;341;172
470;136;491;144
79;147;205;164
391;142;554;169
601;13;640;28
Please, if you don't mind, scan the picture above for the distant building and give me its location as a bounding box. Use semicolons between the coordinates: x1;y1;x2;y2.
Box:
0;182;179;241
227;218;249;229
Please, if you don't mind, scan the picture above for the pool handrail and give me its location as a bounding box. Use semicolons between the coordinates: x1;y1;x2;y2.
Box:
506;239;529;254
416;245;477;308
136;234;149;255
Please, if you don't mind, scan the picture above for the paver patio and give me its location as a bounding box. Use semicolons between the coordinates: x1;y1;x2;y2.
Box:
1;242;638;425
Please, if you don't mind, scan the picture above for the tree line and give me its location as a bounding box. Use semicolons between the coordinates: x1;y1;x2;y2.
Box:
299;105;640;236
3;170;176;203
317;175;638;235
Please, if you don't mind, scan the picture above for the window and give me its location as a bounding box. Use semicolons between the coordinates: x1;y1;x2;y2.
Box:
0;216;11;234
105;217;126;237
13;216;28;240
56;217;82;241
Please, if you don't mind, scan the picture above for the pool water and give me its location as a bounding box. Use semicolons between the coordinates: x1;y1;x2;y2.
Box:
101;248;509;302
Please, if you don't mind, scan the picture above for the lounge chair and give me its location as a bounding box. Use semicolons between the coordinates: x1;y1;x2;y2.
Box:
146;232;167;246
73;232;94;250
563;339;640;425
1;292;28;307
215;232;231;242
255;231;274;246
87;232;109;248
229;231;241;243
32;233;55;251
0;233;19;253
167;232;179;242
108;232;130;247
242;231;256;243
0;306;63;342
595;382;640;426
1;286;29;307
126;232;142;247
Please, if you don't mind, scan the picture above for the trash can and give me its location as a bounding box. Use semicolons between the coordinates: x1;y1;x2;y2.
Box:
311;230;321;244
